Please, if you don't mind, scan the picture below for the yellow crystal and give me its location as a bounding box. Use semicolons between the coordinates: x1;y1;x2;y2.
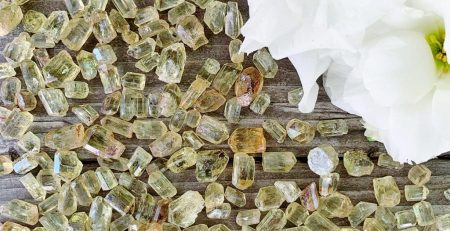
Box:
395;209;417;229
133;120;168;139
0;4;23;36
377;152;404;170
111;0;137;18
408;164;432;186
373;176;401;207
225;186;246;207
168;2;196;25
413;201;435;226
236;209;261;226
262;151;297;173
212;63;242;95
317;192;353;218
253;47;278;79
13;152;38;174
316;119;348;137
274;181;301;203
89;196;113;231
205;182;224;209
1;109;33;140
71;177;93;206
45;123;85;150
58;182;78;216
156;43;186;84
176;15;209;50
286;202;309;226
83;125;126;159
54;150;83;182
182;130;205;150
43;50;80;87
96;166;118;190
39;211;69;230
195;115;229;144
300;182;319;211
1;199;38;225
0;77;21;108
104;185;135;215
224;2;243;39
304;212;339;231
82;170;101;195
20;173;46;201
203;1;226;34
319;172;340;197
69;212;90;231
149;131;182;157
167;147;197;173
60;18;92;51
343;150;374;177
148;170;177;198
134;6;159;26
0;155;13;176
196;150;229;182
286;119;315;144
255;186;285;211
256;209;287;231
92;10;117;44
232;152;255;190
405;185;429;202
179;78;209;109
206;203;231;219
168;191;205;228
348;201;377;227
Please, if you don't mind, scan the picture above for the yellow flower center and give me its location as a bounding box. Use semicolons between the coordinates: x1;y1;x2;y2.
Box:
426;28;448;75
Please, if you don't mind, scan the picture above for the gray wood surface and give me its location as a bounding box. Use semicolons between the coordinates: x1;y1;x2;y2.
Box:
1;0;450;230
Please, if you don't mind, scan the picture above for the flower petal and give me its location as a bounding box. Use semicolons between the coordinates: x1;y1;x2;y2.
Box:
431;85;450;139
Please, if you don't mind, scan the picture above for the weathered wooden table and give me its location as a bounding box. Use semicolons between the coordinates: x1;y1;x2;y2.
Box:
1;0;450;229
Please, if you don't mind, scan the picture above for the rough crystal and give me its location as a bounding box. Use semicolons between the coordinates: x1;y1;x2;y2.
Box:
61;18;92;51
3;32;33;65
128;146;153;176
408;165;432;186
134;193;156;220
288;87;303;106
253;48;278;79
69;212;90;231
148;170;177;198
13;152;38;174
274;181;301;203
54;150;83;182
286;119;315;144
89;196;113;231
319;173;340;197
224;1;242;39
44;123;85;150
168;191;204;228
348;201;377;227
2;222;30;231
205;182;224;209
17;131;40;153
396;209;417;229
121;29;139;44
167;147;196;173
377;152;404;169
405;185;429;201
0;155;13;176
109;8;129;33
17;90;37;111
343;150;374;177
212;63;242;95
138;19;170;38
81;170;101;195
91;10;117;44
40;211;69;230
1;199;39;225
196;150;229;182
104;185;135;215
156;43;186;84
308;144;339;176
0;63;16;79
20;173;46;201
225;186;246;207
179;78;209;109
286;202;309;226
128;38;156;59
71;177;93;206
256;209;287;231
168;2;196;24
236;209;260;226
255;186;285;211
0;106;11;124
300;182;319;211
20;60;45;94
64;81;89;99
185;109;202;128
196;58;220;83
317;119;348;137
235;67;264;106
118;173;147;196
98;156;128;172
373;176;401;207
133;120;167;139
37;169;61;193
156;28;181;48
38;88;69;117
98;64;122;95
72;104;99;126
184;224;208;231
203;1;226;34
112;0;137;18
317;192;353;218
84;125;126;159
262;119;287;143
0;4;23;36
134;6;159;26
363;218;385;231
76;50;98;80
43;50;80;87
0;77;20;108
262;151;297;173
224;97;241;124
207;203;231;219
93;44;117;65
182;131;204;150
232;152;255;190
38;193;59;214
58;182;78;216
111;214;135;231
229;39;244;63
176;15;209;50
413;201;435;226
195;115;229;144
85;0;108;15
136;52;160;72
101;91;121;115
375;206;396;230
155;0;184;11
436;213;450;230
100;115;133;138
64;0;85;18
121;72;146;91
169;109;186;132
228;127;266;153
149;131;182;157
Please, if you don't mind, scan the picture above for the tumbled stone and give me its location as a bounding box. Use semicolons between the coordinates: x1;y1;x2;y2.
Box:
224;1;242;39
167;147;196;173
205;182;224;209
196;115;229;144
232;152;255;190
148;170;177;198
176;15;208;50
133;120;167;139
45;123;85;150
111;0;137;18
300;182;319;211
212;63;242;95
229;39;244;63
17;90;37;111
58;182;78;216
196;58;220;83
225;186;246;207
343;150;374;177
60;18;92;51
54;150;83;182
308;144;339;176
149;131;182;157
256;209;287;231
104;185;135;215
20;60;45;94
71;177;93;206
156;43;186;84
92;10;117;44
373;176;401;207
13;152;38;174
168;191;204;228
101;91;121;115
228;127;266;153
0;4;23;36
89;196;113;231
207;203;231;219
0;155;13;176
318;192;353;218
196;150;229;182
408;165;432;186
1;199;39;225
0;63;16;79
179;78;209;110
2;32;33;65
138;19;170;38
203;1;226;34
134;6;159;26
76;50;98;80
253;47;278;79
37;169;61;193
348;201;377;227
38;193;59;215
317;119;348;137
375;206;396;230
413;201;435;226
128;146;153;176
255;186;285;211
288;87;304;106
42;50;80;87
93;44;117;65
286;202;309;226
377;152;404;170
83;125;126;159
100;115;133;138
396;209;417;229
69;212;90;231
274;181;301;203
235;67;264;106
0;77;20;108
182;131;204;150
96;166;118;190
286;119;315;144
319;173;340;197
72;104;99;126
17;131;40;153
405;185;429;202
262;151;297;173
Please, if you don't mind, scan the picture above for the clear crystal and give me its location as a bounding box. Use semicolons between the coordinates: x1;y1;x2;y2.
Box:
20;60;45;94
405;185;429;201
0;4;23;36
95;166;118;190
92;10;117;44
13;152;38;174
286;202;309;226
101;91;121;115
195;115;229;144
81;170;101;195
225;186;246;207
20;173;46;201
134;6;159;26
206;203;231;219
286;119;315;144
255;186;285;211
229;39;244;63
89;196;113;231
83;123;123;157
176;15;208;50
76;50;98;80
54;150;83;182
0;63;16;79
253;48;278;79
72;104;99;126
93;44;117;65
348;201;377;227
224;1;242;39
98;64;122;94
1;199;39;225
343;150;374;177
274;181;301;203
375;206;396;230
262;119;286;143
104;185;135;215
118;172;148;196
58;182;78;216
60;18;92;51
205;182;224;209
196;150;229;182
111;0;137;18
128;146;153;176
17;131;40;153
203;1;226;34
168;2;196;24
182;130;204;150
44;123;85;150
373;176;401;207
127;37;156;59
256;209;287;231
317;192;353;218
308;144;339;176
168;191;204;228
262;151;297;173
121;72;146;90
236;209;261;226
300;182;319;211
133;119;168;139
156;43;186;84
42;50;80;87
148;170;177;198
111;214;135;231
319;173;340;197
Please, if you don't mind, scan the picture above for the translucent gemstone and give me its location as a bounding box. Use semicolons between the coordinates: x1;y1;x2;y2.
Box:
377;152;404;169
83;124;125;158
229;39;244;63
98;64;122;94
288;87;303;105
196;150;229;182
81;170;101;195
69;212;90;231
408;165;432;186
255;186;285;211
42;50;80;87
196;58;220;83
54;150;83;182
274;181;300;203
118;173;147;196
413;201;435;226
168;191;204;228
156;28;181;48
119;88;145;120
58;182;78;215
373;176;401;207
44;123;85;150
134;6;159;26
375;206;396;230
286;119;315;144
184;224;208;231
13;152;38;174
316;119;348;137
128;146;153;176
95;166;118;190
132;120;167;140
127;38;156;59
195;115;229;144
317;192;353;218
149;131;182;157
156;43;186;84
76;50;98;81
100;116;133;138
168;2;196;24
222;97;242;124
104;185;135;215
179;78;209;109
134;193;156;220
0;106;11;124
348;201;377;227
229;128;266;154
64;0;85;18
363;218;384;231
190;0;212;9
343;150;374;177
92;10;117;44
176;15;208;50
236;209;260;226
40;211;69;230
185;109;201;128
120;72;146;91
101;91;121;115
85;0;108;15
308;144;339;176
205;182;224;209
89;196;113;231
235;67;264;106
437;214;450;230
225;186;246;207
17;131;40;153
262;151;297;173
249;92;271;114
253;48;278;79
111;214;135;231
120;30;138;44
300;182;319;211
37;169;61;193
148;170;177;198
319;173;340;197
167;147;196;173
72;104;99;126
155;0;184;11
71;177;93;206
0;77;20;108
182;131;204;150
60;18;92;51
0;4;23;36
1;199;39;225
38;193;59;214
2;222;30;231
17;90;37;111
38;88;69;117
111;0;137;18
2;32;33;65
256;209;287;231
136;52;160;72
162;223;181;231
212;63;242;95
286;202;309;226
0;155;13;176
93;44;117;65
405;185;429;201
64;81;89;99
232;152;255;190
20;60;45;94
109;9;130;33
203;1;226;34
20;173;46;201
207;203;231;219
169;109;187;132
194;89;226;113
138;19;170;38
396;209;417;229
261;119;286;144
0;63;16;79
29;32;54;48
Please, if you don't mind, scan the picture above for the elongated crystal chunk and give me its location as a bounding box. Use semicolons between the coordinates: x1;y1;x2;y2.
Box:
138;19;170;38
229;127;266;153
167;147;196;173
0;63;16;79
148;170;177;198
20;173;46;201
179;78;209;109
256;209;287;231
286;202;309;226
20;60;45;94
58;182;78;216
121;72;146;90
1;199;39;225
377;152;404;169
0;4;23;36
195;115;229;144
40;211;69;230
176;15;208;50
168;191;204;228
0;77;21;108
109;9;129;33
182;130;204;150
225;2;243;39
300;182;319;211
317;119;348;137
133;120;167;139
319;173;340;197
100;115;133;138
64;0;85;18
38;88;69;117
253;48;278;79
3;32;33;66
54;150;83;182
96;166;118;190
207;203;231;219
43;50;80;87
134;6;159;25
232;152;255;190
375;206;396;230
149;131;182;157
156;43;186;84
61;18;92;51
318;192;353;218
168;2;196;24
408;165;432;186
112;0;137;18
196;58;220;83
69;212;90;231
203;1;226;34
348;201;377;227
72;104;99;126
262;151;296;173
225;186;246;207
92;10;117;44
405;185;429;202
81;170;101;195
373;176;401;207
0;156;13;176
262;119;286;143
274;181;301;203
71;177;93;206
155;0;184;11
84;125;126;159
128;146;153;176
196;150;229;182
104;185;135;215
37;169;61;193
101;91;121;115
212;63;242;95
13;152;38;174
45;123;85;150
93;44;117;65
194;88;226;113
128;38;156;59
136;52;160;72
89;196;113;231
255;186;285;211
1;109;33;140
205;182;224;209
76;50;98;81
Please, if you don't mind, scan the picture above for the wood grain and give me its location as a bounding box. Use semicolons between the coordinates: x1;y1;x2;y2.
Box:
1;0;450;230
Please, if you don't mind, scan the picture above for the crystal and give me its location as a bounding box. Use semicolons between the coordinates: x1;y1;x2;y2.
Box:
176;15;208;50
235;67;264;106
168;109;186;132
44;123;85;150
93;44;117;65
85;0;108;15
104;185;135;215
155;0;184;11
319;173;340;197
132;120;167;139
69;212;90;231
40;211;69;230
43;50;80;87
300;182;319;211
58;182;78;215
190;0;212;9
17;131;40;153
41;11;69;42
89;196;113;231
236;209;261;226
179;78;209;109
0;77;20;108
373;176;401;207
20;173;46;201
408;165;432;186
20;60;45;94
262;119;286;143
377;152;404;169
76;50;98;81
2;222;30;231
134;193;156;220
196;58;220;82
72;104;99;126
307;144;339;176
256;209;287;231
274;181;301;203
405;185;429;201
363;218;384;231
262;151;297;173
375;206;396;230
100;116;133;138
156;28;181;48
134;6;159;26
81;170;101;195
205;182;224;208
413;201;435;226
138;19;170;38
163;223;181;231
0;106;11;124
13;152;39;174
128;146;153;176
206;203;231;219
182;131;204;150
212;63;242;95
112;0;137;18
118;173;147;196
1;199;39;225
111;214;135;231
194;89;226;113
343;150;374;177
209;224;231;231
184;224;208;231
120;88;146;120
156;43;186;83
136;52;160;72
317;119;348;137
255;186;285;211
228;39;245;64
101;91;121;116
185;109;201;128
225;186;246;207
92;10;117;44
168;2;196;24
437;214;450;230
17;90;37;111
109;9;130;33
0;155;13;176
37;169;61;193
250;92;270;114
98;64;121;94
286;202;309;226
3;32;33;65
348;201;377;227
203;1;226;34
54;150;83;182
317;192;353;218
149;131;182;157
71;177;93;206
64;0;85;18
196;150;229;182
38;88;69;117
64;81;89;99
38;193;59;214
166;147;196;173
0;63;16;79
225;2;242;39
288;87;303;105
121;72;146;91
253;48;278;79
232;152;255;190
396;209;417;229
128;38;156;59
148;170;177;198
195;115;229;144
286;119;315;144
168;191;204;228
61;18;92;51
223;97;241;124
0;4;23;36
95;166;118;190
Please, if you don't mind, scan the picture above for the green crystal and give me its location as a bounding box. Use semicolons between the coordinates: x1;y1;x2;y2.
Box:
373;176;401;207
185;109;202;128
224;97;241;124
58;182;78;216
17;131;40;153
212;63;242;95
38;88;69;116
69;212;90;231
41;11;69;42
300;182;319;211
33;48;50;68
44;123;85;150
242;226;256;231
111;0;137;18
229;39;244;63
134;6;159;25
363;218;385;231
93;44;117;64
190;0;212;9
256;209;287;231
2;222;30;231
319;173;340;197
37;169;61;193
100;115;133;138
20;173;46;201
71;177;93;206
0;4;23;36
168;191;204;228
274;181;301;203
167;147;196;173
343;150;374;177
405;185;429;201
17;90;37;111
38;193;59;215
308;144;339;176
60;18;92;51
375;206;396;230
121;72;146;90
128;37;156;59
13;152;38;174
138;19;170;38
179;78;209;109
286;202;309;226
203;1;226;34
149;131;182;157
148;170;177;198
413;201;435;226
156;28;181;48
195;115;229;144
205;182;224;208
43;50;80;87
101;91;121;115
133;120;168;139
64;0;85;18
0;77;20;108
317;192;353;218
128;146;153;176
119;88;145;120
262;151;297;173
118;172;147;196
156;43;186;84
30;33;55;48
72;104;99;126
89;196;113;231
104;185;135;215
408;165;432;186
253;48;278;78
96;166;118;190
176;15;209;50
196;58;220;83
1;199;39;225
225;186;246;207
98;157;129;171
168;2;196;24
111;214;135;231
0;155;13;176
77;50;98;80
155;0;184;11
0;63;16;79
169;109;187;132
288;87;303;105
182;130;205;150
98;64;122;94
207;203;231;219
396;209;417;229
92;10;117;44
81;170;101;195
196;150;229;182
224;2;243;39
262;119;286;143
20;60;45;94
85;0;108;15
317;119;348;137
109;9;130;33
236;209;261;226
348;201;377;227
286;119;315;144
377;152;404;169
54;150;83;182
231;152;255;190
136;52;160;72
249;93;270;114
436;213;450;230
3;32;33;65
64;81;89;99
255;186;285;211
40;211;69;230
